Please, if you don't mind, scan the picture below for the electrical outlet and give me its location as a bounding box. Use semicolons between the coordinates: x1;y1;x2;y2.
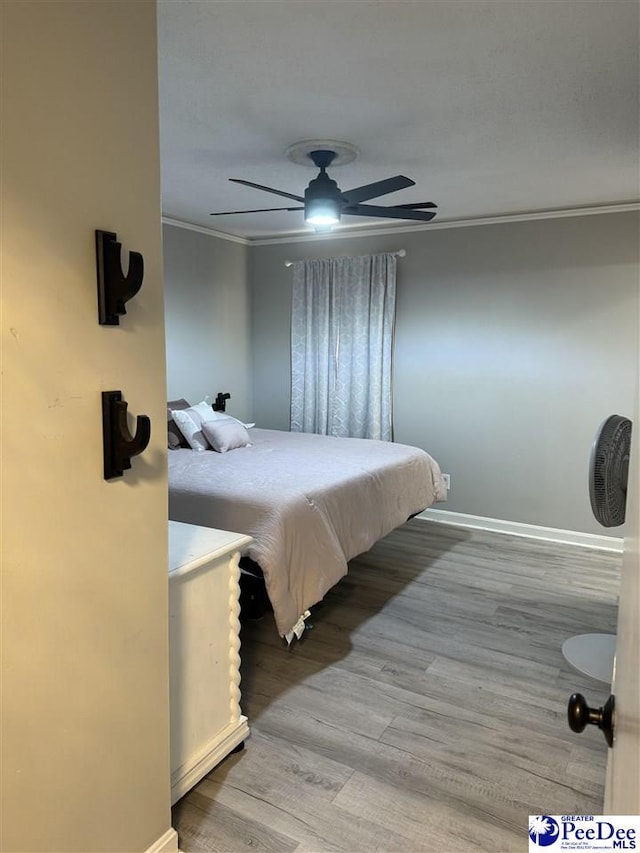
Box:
442;473;451;490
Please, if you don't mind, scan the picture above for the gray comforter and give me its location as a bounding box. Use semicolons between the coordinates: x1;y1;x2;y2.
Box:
168;428;446;637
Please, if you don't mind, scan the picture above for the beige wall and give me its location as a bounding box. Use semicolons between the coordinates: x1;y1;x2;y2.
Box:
2;3;172;851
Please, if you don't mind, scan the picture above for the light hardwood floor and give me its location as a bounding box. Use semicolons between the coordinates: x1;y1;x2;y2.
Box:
172;519;621;853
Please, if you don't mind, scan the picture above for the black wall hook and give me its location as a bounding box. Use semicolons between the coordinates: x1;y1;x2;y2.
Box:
102;391;151;480
96;230;144;325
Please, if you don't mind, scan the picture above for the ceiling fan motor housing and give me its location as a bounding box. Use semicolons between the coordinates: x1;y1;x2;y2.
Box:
304;151;343;224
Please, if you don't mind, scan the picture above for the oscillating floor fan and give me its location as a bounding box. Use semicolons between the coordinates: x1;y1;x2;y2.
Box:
562;415;632;683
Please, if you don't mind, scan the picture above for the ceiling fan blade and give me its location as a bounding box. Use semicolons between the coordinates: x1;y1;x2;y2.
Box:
393;201;438;210
210;206;303;215
345;203;437;222
229;178;305;203
341;175;415;205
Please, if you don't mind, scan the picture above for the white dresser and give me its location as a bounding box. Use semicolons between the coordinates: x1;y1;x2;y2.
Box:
168;520;252;804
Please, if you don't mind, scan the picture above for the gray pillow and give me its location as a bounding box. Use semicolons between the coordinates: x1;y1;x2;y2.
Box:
168;431;182;450
201;418;251;453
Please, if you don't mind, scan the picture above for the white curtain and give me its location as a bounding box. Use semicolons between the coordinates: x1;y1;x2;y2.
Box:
290;253;397;440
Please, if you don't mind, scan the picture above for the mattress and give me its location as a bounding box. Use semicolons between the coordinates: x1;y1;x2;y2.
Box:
168;428;446;638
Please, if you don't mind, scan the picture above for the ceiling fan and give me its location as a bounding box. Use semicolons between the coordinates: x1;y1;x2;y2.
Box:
210;148;437;229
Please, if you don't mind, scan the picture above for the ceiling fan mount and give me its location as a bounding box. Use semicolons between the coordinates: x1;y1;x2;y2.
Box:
307;148;338;171
210;141;437;229
285;139;359;167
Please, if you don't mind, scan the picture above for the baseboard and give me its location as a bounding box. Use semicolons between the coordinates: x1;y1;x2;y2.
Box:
171;717;249;805
145;827;179;853
417;508;624;553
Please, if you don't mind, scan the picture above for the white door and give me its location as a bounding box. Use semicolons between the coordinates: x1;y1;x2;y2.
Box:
1;4;174;851
604;300;640;812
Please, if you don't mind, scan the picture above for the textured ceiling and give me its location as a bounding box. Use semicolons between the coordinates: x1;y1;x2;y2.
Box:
157;0;639;241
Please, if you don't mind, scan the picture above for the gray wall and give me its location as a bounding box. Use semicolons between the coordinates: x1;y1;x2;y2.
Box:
249;213;639;536
163;223;252;421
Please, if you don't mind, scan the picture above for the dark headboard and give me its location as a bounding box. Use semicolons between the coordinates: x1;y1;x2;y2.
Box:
167;398;190;448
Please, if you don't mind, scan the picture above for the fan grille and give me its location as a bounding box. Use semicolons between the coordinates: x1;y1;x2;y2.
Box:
589;414;632;527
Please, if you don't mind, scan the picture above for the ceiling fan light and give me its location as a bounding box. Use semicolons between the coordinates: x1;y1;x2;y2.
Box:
305;197;341;226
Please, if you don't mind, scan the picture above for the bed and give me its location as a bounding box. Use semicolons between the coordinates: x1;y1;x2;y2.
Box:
168;402;446;640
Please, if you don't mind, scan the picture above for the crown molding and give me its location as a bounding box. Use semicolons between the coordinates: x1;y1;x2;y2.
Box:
161;216;250;246
162;201;639;248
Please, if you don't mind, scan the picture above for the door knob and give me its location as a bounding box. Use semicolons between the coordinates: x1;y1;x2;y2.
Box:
567;693;615;748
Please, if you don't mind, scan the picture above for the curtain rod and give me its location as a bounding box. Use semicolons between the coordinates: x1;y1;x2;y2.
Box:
284;248;406;267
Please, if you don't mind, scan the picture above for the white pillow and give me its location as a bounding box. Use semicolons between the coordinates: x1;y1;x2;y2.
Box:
170;409;209;452
201;417;251;453
171;400;252;451
190;400;216;422
204;407;255;429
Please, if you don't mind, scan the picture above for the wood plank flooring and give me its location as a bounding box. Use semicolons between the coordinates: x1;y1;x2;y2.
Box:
172;519;621;853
